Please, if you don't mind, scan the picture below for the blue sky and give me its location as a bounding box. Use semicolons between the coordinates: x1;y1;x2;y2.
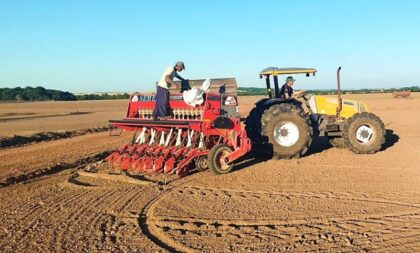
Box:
0;0;419;92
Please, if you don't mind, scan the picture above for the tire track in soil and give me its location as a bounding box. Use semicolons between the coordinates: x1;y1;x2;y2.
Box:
0;150;112;188
2;157;202;253
4;184;90;229
0;183;70;212
109;186;163;252
90;187;145;246
0;126;111;150
138;174;211;253
159;214;419;251
48;171;175;252
0;171;161;253
96;188;150;251
146;185;420;252
189;185;420;209
18;190;91;228
0;182;94;252
52;188;120;251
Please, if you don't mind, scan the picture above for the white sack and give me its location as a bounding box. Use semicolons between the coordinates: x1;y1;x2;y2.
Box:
182;78;211;106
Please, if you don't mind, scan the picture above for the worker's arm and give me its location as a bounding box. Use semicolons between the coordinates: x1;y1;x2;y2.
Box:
283;86;291;99
174;72;185;81
292;90;305;98
165;75;180;89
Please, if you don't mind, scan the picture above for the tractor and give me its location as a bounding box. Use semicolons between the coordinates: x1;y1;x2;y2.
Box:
245;67;386;159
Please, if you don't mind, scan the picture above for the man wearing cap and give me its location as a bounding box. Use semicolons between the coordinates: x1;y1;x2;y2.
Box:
153;61;186;120
279;76;304;99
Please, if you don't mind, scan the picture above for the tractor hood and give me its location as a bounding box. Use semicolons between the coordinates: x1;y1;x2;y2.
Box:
307;95;369;118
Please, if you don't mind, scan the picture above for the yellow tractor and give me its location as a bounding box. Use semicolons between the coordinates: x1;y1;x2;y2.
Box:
245;67;385;159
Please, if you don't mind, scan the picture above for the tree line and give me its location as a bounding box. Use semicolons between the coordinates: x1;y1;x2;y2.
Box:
0;86;76;101
75;93;130;100
0;86;129;102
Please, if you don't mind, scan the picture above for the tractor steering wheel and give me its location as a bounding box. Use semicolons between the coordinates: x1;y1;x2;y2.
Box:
293;90;305;99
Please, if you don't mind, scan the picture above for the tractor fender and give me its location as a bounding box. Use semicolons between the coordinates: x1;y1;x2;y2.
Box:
254;98;303;113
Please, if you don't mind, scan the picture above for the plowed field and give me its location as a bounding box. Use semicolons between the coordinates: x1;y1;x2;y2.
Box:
0;93;419;252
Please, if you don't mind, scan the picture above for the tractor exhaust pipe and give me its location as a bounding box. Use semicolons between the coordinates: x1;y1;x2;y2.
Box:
336;66;342;115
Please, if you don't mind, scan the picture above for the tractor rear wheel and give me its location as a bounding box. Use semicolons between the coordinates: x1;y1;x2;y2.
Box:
208;144;234;174
343;112;385;154
261;103;313;159
245;107;263;146
328;137;345;149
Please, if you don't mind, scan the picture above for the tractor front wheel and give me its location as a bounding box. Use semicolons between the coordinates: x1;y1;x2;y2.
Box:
208;144;234;174
343;112;385;154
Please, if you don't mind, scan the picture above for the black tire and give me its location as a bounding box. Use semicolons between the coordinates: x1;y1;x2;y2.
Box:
261;103;313;159
328;137;345;149
343;112;385;154
195;156;208;171
208;144;234;174
245;107;263;146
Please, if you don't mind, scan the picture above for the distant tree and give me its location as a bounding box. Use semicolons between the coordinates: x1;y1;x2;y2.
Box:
75;92;130;100
0;86;77;102
15;94;28;101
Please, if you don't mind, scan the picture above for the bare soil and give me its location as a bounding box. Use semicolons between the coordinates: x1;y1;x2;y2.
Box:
0;99;127;136
0;93;419;252
0;126;112;149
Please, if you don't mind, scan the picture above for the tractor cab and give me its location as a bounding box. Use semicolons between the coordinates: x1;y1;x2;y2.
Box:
259;67;317;99
257;67;368;119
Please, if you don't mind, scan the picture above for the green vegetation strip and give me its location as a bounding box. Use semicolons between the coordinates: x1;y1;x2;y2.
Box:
0;86;129;101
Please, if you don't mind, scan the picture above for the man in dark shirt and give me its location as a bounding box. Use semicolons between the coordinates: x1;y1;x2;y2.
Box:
279;76;296;99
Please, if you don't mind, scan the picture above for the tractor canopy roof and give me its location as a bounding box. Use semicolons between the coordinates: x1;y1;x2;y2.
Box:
259;67;317;77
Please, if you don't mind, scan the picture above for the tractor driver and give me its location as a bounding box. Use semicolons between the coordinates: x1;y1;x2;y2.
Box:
153;61;186;120
279;76;304;99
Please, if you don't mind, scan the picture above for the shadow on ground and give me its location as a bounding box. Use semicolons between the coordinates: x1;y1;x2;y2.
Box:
232;128;400;172
306;136;331;156
382;129;399;150
232;150;271;173
307;128;399;155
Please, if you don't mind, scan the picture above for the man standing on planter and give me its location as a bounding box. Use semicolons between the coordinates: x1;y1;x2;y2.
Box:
153;61;186;120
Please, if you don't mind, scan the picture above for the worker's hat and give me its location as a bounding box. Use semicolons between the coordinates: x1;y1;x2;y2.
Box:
286;76;296;82
175;61;186;70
